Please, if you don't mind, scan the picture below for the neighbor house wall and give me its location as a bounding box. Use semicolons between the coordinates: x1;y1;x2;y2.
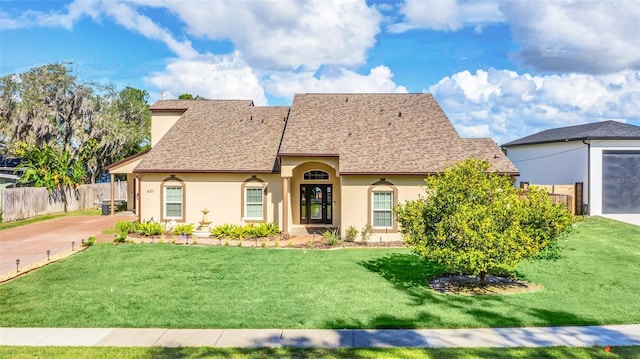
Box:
138;172;282;228
340;175;426;241
505;141;589;207
589;140;640;226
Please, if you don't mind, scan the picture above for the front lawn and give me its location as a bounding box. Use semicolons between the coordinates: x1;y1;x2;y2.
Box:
1;216;639;329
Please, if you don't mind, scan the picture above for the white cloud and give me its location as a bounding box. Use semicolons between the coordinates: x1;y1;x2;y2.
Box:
0;0;100;30
264;65;407;99
389;0;503;33
145;53;268;105
430;69;640;144
141;0;382;70
501;1;640;73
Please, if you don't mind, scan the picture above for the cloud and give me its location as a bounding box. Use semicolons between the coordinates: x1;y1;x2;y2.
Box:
389;0;503;33
0;0;100;30
145;53;268;105
430;69;640;144
501;1;640;73
264;65;407;99
147;0;382;70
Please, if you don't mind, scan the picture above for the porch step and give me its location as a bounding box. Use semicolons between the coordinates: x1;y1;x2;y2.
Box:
289;226;337;236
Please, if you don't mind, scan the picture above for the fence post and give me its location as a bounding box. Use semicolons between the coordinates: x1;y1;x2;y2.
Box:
575;182;584;215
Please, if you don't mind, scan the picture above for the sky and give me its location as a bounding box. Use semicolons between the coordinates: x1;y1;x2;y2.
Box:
1;0;639;144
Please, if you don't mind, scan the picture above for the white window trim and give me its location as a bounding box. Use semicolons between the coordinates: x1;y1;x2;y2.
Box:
164;185;183;220
371;191;393;229
244;186;264;220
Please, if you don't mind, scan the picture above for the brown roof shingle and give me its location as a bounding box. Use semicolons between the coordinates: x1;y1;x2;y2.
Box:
136;101;289;173
280;93;515;174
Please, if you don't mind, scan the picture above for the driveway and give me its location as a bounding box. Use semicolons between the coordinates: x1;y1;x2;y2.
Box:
0;215;135;279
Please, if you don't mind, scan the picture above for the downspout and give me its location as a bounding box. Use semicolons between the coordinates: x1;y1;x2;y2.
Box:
135;173;141;223
582;139;590;211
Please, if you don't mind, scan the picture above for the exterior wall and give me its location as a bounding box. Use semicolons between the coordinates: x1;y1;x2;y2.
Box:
288;161;341;229
138;173;282;228
589;140;640;226
151;111;183;147
340;175;426;241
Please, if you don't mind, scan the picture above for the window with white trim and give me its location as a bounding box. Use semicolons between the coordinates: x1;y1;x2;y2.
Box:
245;187;264;219
164;186;183;219
372;191;393;228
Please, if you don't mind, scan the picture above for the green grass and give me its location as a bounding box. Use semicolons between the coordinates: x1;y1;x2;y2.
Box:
0;346;637;359
1;216;639;329
0;209;100;231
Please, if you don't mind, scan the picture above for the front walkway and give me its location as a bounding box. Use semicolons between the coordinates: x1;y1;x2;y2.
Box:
1;324;639;348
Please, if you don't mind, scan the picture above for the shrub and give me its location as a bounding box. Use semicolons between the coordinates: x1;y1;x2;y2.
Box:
115;220;137;234
360;224;373;243
138;221;165;236
172;223;194;236
323;229;342;247
210;224;234;239
248;223;272;238
83;236;96;247
231;224;250;240
345;226;358;242
395;158;574;284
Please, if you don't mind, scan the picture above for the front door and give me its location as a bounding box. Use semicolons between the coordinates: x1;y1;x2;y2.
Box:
300;184;332;224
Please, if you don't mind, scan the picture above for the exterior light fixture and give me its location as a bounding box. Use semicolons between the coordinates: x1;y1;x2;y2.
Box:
47;250;51;261
16;259;20;272
81;238;85;246
72;241;75;251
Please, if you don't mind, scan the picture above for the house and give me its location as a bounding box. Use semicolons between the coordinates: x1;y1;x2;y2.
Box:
106;93;518;239
502;121;640;226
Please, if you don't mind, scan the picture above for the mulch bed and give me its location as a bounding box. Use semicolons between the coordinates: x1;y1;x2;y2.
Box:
428;274;542;295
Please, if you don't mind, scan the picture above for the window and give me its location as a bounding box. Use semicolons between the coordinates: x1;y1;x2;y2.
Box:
372;191;393;228
245;187;264;219
164;186;183;219
303;170;329;180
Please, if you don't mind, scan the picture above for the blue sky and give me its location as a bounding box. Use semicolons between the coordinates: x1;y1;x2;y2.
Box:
1;0;639;144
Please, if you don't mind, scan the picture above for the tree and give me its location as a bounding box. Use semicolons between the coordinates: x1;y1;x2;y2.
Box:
0;63;151;183
395;158;574;284
15;143;85;189
178;93;206;100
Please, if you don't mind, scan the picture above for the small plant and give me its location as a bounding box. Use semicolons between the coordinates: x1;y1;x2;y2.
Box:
113;232;127;244
224;239;230;246
249;223;271;238
211;224;234;239
172;223;194;236
260;239;267;248
138;221;165;236
115;220;137;234
324;229;342;247
231;224;250;241
360;224;373;243
237;239;243;247
275;237;280;247
83;236;96;247
345;226;358;242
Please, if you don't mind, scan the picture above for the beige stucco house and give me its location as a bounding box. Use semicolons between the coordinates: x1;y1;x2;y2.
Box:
106;93;518;239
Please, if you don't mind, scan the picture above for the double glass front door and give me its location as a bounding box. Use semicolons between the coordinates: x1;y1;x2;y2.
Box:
300;184;332;224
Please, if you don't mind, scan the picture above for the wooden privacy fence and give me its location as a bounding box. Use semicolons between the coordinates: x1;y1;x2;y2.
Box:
520;182;584;215
1;182;127;222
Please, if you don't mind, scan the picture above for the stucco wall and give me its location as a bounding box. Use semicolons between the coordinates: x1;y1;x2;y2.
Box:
151;111;183;147
340;175;426;241
138;173;282;228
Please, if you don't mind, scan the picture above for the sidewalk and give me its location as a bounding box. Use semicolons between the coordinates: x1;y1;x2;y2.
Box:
1;324;639;348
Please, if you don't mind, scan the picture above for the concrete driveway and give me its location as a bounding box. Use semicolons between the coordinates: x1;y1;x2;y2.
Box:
0;215;135;279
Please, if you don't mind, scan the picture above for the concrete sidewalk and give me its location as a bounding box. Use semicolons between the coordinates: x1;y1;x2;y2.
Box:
1;324;639;348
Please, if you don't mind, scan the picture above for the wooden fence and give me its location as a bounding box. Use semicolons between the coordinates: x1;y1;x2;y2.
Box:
1;182;127;222
519;182;584;215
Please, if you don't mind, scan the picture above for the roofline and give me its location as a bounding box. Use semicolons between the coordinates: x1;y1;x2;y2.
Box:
104;149;151;171
149;108;189;113
339;171;520;176
278;153;339;157
503;136;640;147
133;169;278;174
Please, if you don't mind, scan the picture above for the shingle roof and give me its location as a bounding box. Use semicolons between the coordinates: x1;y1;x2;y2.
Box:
280;93;516;174
136;101;289;172
503;120;640;147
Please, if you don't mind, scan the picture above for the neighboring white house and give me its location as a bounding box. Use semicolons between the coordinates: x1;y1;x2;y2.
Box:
502;120;640;226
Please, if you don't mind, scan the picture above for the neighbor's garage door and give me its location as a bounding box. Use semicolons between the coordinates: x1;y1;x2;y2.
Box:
602;152;640;214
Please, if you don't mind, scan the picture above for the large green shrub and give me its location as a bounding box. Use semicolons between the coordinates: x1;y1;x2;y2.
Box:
395;158;574;284
137;221;165;236
172;223;194;236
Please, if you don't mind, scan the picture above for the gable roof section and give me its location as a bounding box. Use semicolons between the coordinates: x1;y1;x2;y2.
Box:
503;120;640;147
135;100;289;173
280;93;514;174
